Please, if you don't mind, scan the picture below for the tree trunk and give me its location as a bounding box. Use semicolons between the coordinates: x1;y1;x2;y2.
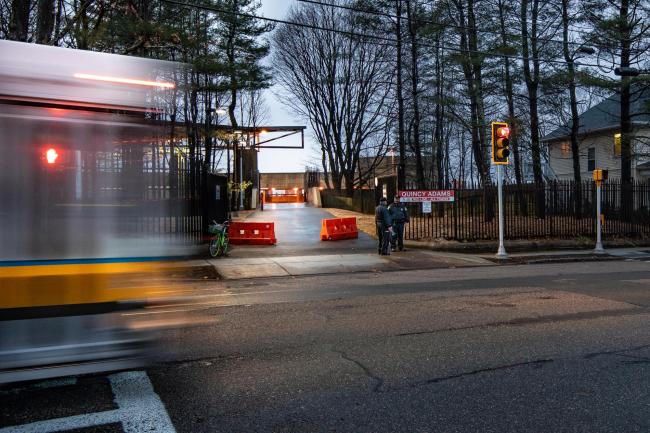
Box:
456;0;489;188
36;0;56;44
9;0;31;41
467;0;490;188
498;0;525;215
406;0;425;189
434;37;445;190
497;1;522;186
619;0;633;220
396;0;406;191
561;0;583;218
521;0;545;218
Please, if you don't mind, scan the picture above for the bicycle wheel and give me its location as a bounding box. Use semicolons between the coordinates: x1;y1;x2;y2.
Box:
221;235;230;257
209;238;219;258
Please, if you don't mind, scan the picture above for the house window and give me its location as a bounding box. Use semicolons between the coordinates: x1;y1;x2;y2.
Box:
614;133;621;157
561;142;570;157
588;147;596;171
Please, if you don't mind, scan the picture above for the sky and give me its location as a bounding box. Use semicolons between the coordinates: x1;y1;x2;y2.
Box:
257;0;315;173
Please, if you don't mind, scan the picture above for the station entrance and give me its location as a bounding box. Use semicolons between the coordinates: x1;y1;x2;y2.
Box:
259;172;319;205
209;126;376;260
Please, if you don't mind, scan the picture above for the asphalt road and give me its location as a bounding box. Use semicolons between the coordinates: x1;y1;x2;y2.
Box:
2;260;649;433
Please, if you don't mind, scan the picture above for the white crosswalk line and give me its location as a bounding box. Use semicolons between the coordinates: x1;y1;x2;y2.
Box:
0;371;176;433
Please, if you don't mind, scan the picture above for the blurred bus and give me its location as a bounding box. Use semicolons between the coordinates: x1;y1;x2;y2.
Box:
0;40;195;383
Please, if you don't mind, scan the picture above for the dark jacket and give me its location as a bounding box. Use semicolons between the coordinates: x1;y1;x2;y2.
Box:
375;204;392;229
388;202;410;224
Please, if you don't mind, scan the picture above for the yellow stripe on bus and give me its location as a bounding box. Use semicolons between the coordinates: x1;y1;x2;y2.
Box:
0;262;176;310
0;262;165;278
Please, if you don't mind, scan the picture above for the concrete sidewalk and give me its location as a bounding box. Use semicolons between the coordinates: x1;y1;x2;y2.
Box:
209;249;493;280
202;246;650;280
167;246;650;281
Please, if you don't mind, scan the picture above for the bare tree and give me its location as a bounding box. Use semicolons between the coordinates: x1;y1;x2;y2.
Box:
272;2;394;196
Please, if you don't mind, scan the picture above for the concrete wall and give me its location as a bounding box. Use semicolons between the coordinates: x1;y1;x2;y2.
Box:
260;173;305;190
306;187;322;207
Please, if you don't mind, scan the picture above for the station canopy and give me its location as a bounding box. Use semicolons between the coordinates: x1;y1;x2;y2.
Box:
213;125;306;149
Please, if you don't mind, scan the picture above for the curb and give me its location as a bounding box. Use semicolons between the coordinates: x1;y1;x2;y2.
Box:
404;238;650;254
483;254;625;266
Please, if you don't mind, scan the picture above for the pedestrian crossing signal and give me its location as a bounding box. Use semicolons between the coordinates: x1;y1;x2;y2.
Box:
491;122;510;165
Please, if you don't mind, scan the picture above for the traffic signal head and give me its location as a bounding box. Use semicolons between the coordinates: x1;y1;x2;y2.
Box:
491;122;510;165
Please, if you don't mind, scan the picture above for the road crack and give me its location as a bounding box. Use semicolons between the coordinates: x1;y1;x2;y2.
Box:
583;343;650;360
411;359;554;389
334;349;385;393
395;308;648;337
334;351;553;394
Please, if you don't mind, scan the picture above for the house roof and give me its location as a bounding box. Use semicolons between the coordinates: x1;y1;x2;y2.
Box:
542;85;650;143
636;161;650;169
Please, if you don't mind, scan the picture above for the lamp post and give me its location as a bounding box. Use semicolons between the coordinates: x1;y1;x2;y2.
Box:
239;145;243;210
593;169;608;253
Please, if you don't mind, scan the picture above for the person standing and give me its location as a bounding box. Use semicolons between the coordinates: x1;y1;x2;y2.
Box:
388;194;409;251
375;197;393;255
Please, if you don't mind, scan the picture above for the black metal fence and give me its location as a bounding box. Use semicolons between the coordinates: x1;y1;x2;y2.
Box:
140;145;205;242
404;180;650;241
324;180;650;241
88;143;205;243
321;189;376;214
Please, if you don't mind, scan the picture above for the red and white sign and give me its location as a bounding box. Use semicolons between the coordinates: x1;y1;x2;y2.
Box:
398;190;455;203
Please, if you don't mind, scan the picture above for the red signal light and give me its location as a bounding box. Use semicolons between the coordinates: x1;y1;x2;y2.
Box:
45;148;59;164
491;122;511;165
497;127;510;138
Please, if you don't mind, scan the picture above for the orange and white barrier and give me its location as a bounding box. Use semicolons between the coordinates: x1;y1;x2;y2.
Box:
320;217;358;241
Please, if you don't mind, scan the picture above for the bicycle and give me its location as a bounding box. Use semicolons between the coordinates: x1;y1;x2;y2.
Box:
208;220;230;258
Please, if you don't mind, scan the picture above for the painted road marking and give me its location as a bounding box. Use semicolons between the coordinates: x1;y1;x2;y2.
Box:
0;371;176;433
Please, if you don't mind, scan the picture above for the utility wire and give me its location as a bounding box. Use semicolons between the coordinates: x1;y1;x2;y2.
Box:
302;0;650;56
297;0;609;51
160;0;610;69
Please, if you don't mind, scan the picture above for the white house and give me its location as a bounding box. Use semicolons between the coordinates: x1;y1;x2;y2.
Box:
542;86;650;181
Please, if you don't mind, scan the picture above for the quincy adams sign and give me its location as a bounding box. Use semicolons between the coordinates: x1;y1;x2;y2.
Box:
398;190;455;203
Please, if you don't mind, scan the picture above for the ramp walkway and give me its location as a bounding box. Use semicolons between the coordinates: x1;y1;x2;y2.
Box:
209;204;491;279
229;203;376;257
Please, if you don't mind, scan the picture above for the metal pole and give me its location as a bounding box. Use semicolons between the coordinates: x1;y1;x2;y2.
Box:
594;182;604;253
239;144;244;210
496;165;508;259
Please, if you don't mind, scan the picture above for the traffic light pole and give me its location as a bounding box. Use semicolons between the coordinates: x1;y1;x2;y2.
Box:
491;121;510;259
496;165;507;259
239;147;244;211
594;181;604;253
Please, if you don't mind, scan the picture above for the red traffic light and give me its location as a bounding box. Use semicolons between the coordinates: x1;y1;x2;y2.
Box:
491;122;510;165
45;148;59;164
497;126;510;138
